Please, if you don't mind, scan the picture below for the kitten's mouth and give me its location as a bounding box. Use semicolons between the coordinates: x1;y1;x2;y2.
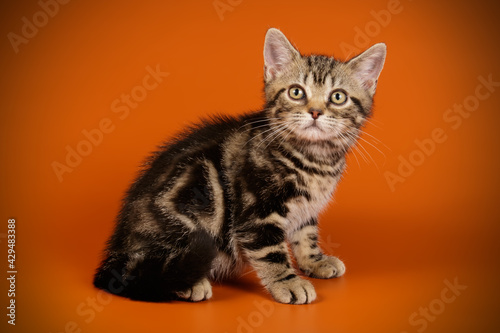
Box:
304;121;324;132
294;119;351;143
293;121;332;142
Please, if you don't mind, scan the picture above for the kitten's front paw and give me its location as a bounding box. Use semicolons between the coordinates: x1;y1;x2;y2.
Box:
301;255;345;279
268;276;316;304
176;278;212;302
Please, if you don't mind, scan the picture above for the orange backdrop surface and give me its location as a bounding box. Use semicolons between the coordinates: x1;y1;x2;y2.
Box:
1;0;500;332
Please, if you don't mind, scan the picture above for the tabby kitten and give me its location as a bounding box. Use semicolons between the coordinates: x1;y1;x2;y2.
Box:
93;28;386;304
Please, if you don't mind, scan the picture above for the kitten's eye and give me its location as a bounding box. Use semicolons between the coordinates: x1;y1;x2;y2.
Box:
288;86;305;100
330;90;348;105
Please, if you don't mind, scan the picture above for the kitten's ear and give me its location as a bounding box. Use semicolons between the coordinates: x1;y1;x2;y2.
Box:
263;28;300;82
348;43;387;95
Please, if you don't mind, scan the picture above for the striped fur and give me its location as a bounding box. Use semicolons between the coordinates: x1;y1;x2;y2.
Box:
94;28;386;304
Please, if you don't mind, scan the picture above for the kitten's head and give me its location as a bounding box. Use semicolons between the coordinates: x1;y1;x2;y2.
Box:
263;28;386;150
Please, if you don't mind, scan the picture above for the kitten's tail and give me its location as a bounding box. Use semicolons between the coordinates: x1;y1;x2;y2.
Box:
93;229;216;302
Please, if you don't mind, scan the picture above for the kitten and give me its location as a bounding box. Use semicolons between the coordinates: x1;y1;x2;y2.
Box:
93;28;386;304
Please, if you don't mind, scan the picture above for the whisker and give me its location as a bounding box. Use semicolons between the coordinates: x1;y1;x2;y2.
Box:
358;129;392;151
353;144;370;164
264;127;290;149
363;119;382;130
252;123;288;147
337;133;358;171
347;138;369;164
237;114;280;125
243;123;287;147
365;117;384;126
349;146;361;169
356;134;387;163
344;129;386;167
277;123;299;148
237;117;282;130
257;124;290;150
336;132;351;153
344;132;379;170
240;122;274;134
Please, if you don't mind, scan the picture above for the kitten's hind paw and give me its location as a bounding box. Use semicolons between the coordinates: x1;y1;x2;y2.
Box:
268;276;316;304
176;278;212;302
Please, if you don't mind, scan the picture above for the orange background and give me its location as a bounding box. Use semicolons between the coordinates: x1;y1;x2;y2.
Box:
1;0;500;332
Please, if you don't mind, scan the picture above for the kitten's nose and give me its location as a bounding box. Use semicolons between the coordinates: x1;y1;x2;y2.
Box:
309;108;323;120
